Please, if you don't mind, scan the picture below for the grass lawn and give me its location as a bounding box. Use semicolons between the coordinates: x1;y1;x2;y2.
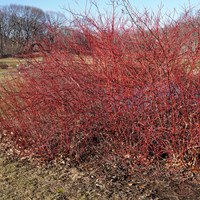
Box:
0;56;43;79
0;56;43;67
0;57;22;68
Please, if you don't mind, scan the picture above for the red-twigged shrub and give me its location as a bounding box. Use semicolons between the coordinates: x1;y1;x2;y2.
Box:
0;3;199;172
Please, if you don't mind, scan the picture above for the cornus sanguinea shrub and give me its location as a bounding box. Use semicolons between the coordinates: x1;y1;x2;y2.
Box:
0;2;199;172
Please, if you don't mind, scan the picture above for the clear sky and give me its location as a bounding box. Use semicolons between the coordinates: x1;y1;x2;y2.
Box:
0;0;199;14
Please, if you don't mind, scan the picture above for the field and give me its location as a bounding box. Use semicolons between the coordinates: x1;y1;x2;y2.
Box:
0;57;43;67
0;58;18;76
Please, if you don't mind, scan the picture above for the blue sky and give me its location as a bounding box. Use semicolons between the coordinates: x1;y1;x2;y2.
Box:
0;0;199;14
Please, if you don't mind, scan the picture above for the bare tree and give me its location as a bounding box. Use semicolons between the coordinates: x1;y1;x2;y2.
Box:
0;4;48;56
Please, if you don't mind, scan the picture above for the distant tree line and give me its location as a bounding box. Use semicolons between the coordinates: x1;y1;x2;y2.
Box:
0;4;66;57
1;4;200;58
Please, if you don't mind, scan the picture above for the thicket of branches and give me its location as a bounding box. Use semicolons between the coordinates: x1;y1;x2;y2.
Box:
0;1;199;173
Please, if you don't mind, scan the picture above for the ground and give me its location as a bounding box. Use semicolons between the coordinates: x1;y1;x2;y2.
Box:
1;147;200;200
